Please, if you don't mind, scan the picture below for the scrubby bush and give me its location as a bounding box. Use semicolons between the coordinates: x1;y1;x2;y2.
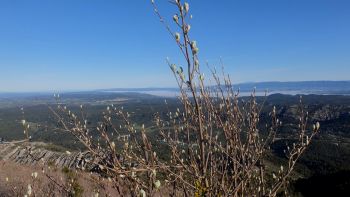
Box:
18;0;320;196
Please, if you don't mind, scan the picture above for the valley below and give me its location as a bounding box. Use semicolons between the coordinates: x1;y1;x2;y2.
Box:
0;91;349;196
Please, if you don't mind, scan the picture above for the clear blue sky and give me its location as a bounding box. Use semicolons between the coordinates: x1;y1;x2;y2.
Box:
0;0;349;92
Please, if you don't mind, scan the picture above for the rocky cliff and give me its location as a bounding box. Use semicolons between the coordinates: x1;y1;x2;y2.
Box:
0;142;90;169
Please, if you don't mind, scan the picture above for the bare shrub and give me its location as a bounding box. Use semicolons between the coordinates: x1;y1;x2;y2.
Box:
16;0;320;196
149;1;320;196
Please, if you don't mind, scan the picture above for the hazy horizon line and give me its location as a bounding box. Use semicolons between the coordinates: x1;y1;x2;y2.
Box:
0;80;349;94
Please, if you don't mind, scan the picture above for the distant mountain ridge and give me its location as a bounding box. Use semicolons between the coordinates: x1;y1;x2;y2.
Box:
1;81;349;96
234;81;350;92
102;81;350;95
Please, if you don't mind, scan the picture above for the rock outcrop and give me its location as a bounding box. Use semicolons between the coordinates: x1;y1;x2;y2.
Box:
0;142;91;169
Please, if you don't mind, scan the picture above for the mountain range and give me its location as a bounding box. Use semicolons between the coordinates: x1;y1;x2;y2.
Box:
101;80;350;96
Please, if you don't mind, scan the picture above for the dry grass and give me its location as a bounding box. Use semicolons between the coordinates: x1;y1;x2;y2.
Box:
0;160;120;196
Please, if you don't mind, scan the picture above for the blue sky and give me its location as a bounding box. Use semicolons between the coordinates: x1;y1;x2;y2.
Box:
0;0;349;92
